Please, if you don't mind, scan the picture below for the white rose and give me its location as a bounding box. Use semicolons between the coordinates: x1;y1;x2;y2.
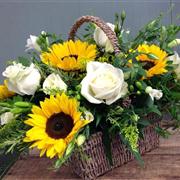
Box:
168;51;180;79
145;86;163;101
25;35;41;52
93;22;115;53
0;112;14;125
3;63;41;95
81;62;128;105
43;73;67;95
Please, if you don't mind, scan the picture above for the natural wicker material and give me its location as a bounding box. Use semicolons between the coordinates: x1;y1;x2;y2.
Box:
70;121;160;180
68;15;120;55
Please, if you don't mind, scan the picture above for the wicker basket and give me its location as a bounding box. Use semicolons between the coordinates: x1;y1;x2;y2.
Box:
67;15;161;179
69;115;160;180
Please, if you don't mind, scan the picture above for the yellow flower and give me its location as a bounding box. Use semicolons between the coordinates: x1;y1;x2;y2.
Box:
24;93;90;159
136;44;168;78
41;40;97;71
0;80;15;99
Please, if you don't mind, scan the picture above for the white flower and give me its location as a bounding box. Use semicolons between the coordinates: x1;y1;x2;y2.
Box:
94;23;115;53
84;111;94;122
168;39;180;48
168;51;180;79
76;134;86;147
0;112;14;125
25;35;41;52
43;73;67;95
81;62;128;105
2;62;41;95
145;86;163;101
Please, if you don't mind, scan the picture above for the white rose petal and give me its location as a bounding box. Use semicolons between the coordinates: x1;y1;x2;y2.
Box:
3;63;41;95
25;35;41;52
168;51;180;80
0;112;14;125
43;73;67;95
81;62;128;105
93;22;115;53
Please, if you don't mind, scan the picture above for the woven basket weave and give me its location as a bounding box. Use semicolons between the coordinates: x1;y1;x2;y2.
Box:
67;16;161;179
69;115;160;179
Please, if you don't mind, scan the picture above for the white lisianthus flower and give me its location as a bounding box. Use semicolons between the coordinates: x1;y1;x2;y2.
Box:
2;62;41;95
168;51;180;79
25;35;41;52
168;39;180;48
94;23;115;53
84;111;94;122
43;73;67;95
81;62;128;105
0;112;14;125
145;86;163;101
76;134;86;147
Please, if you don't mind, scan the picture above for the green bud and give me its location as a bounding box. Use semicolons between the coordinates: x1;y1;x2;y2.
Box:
76;134;86;147
168;39;180;48
14;101;32;108
135;81;142;90
75;84;81;91
121;10;126;21
68;90;74;95
131;114;140;122
137;90;141;95
76;94;81;101
65;142;75;156
129;85;134;92
0;102;11;108
11;108;23;114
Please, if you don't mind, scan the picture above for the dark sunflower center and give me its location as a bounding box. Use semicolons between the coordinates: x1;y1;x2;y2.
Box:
142;61;155;70
46;112;74;139
62;54;78;60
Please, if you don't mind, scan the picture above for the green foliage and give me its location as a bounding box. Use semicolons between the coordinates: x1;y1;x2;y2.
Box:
0;119;28;154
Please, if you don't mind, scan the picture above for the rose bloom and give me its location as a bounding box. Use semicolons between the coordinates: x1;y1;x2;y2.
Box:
2;62;41;95
81;62;128;105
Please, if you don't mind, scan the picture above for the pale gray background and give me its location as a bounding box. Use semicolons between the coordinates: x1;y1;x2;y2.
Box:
0;0;179;82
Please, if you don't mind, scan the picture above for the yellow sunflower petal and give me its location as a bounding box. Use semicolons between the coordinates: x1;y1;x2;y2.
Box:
41;40;97;71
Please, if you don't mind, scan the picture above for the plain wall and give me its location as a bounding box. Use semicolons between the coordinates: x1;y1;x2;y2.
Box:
0;0;179;82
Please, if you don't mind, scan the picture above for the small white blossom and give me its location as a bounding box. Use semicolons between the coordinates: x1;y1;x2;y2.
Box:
43;73;67;95
0;112;14;125
145;86;163;101
25;35;41;52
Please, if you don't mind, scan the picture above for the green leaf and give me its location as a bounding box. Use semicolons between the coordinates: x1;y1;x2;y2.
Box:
96;114;102;127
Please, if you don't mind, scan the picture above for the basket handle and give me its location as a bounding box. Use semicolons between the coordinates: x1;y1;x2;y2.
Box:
68;15;120;55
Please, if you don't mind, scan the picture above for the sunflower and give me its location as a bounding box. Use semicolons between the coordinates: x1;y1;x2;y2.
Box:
136;44;168;78
0;80;15;99
41;40;97;71
24;93;90;159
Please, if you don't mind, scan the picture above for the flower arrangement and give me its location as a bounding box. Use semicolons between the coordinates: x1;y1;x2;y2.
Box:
0;12;180;178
